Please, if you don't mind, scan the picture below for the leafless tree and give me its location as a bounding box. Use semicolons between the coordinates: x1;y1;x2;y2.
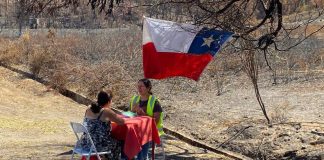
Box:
125;0;323;125
16;0;324;125
12;0;80;35
0;22;3;33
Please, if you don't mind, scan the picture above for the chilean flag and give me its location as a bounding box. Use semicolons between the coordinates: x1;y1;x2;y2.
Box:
143;17;233;81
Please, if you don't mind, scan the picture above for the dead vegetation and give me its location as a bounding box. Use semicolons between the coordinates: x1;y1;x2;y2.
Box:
0;1;323;159
0;28;324;159
0;29;141;105
0;28;323;106
0;66;230;160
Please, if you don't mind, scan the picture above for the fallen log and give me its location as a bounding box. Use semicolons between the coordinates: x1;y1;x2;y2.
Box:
0;64;252;160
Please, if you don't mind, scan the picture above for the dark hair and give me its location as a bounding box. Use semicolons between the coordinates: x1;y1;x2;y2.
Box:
90;90;113;113
139;78;153;95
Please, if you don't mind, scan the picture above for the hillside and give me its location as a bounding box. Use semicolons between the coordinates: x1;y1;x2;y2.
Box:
160;71;324;159
0;1;323;159
0;66;231;160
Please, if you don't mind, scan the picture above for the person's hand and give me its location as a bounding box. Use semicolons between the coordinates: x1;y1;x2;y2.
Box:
133;104;146;116
131;103;139;112
122;118;129;123
134;103;145;116
136;107;146;116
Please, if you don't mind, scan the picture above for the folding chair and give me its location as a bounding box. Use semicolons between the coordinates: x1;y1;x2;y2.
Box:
150;135;166;160
70;122;111;160
153;111;166;160
156;135;166;160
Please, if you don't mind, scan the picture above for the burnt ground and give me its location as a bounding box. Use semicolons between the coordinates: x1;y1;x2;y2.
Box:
156;72;324;159
0;66;230;160
1;63;324;159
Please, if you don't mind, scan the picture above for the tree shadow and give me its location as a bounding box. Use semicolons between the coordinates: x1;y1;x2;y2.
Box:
53;135;223;160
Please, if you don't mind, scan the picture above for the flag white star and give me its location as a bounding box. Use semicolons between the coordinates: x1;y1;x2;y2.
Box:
201;35;214;48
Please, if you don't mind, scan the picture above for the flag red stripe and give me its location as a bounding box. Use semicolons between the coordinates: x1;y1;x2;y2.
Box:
143;42;213;81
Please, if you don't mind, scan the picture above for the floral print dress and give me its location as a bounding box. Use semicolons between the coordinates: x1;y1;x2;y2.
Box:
80;110;121;159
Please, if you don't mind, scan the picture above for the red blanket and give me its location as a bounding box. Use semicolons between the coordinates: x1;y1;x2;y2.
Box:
111;116;161;159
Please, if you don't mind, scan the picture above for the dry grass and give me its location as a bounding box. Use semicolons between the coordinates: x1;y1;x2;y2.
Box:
0;29;141;107
0;28;323;107
0;28;323;159
0;38;23;65
0;67;84;160
270;101;293;124
0;66;230;160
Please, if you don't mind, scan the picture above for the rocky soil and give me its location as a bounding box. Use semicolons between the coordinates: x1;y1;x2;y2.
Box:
155;72;324;159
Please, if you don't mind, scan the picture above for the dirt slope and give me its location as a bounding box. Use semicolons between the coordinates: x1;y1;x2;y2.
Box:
159;73;324;159
0;66;229;160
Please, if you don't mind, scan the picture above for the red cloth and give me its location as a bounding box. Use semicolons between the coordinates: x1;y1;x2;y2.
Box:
111;116;161;159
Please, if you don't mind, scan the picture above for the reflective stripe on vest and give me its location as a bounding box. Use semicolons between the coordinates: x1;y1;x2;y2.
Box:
146;95;156;117
129;95;165;136
130;95;140;111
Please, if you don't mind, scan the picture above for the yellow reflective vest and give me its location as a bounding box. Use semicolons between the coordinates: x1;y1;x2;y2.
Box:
130;95;165;136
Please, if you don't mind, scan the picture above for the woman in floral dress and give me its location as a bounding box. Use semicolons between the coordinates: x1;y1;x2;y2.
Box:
80;90;125;159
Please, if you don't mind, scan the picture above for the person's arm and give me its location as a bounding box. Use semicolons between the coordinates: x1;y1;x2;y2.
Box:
84;108;89;117
153;100;163;124
103;109;125;125
153;112;161;124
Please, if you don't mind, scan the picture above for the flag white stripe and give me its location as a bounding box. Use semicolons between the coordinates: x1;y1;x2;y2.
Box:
143;17;202;53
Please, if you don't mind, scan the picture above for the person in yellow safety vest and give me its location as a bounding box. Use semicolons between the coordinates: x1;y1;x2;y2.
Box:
130;78;164;160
